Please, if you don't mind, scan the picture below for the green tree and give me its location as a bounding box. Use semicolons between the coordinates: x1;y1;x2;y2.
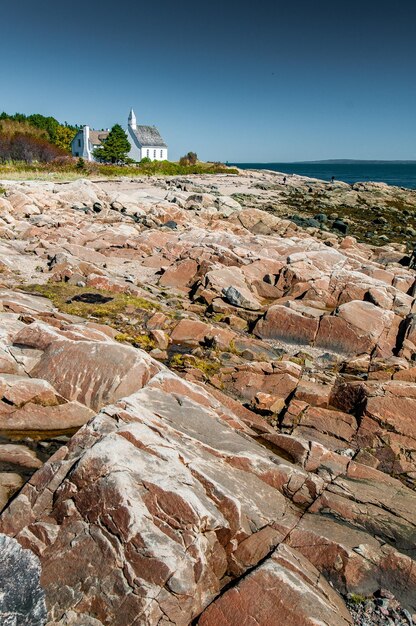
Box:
93;124;131;163
54;125;77;152
27;114;60;142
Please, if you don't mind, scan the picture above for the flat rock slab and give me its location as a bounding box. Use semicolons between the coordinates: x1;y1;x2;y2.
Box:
198;544;353;626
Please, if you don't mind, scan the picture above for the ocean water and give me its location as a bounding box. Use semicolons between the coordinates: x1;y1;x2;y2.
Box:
230;162;416;190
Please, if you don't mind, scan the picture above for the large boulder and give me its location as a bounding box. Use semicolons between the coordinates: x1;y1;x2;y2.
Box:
315;301;396;356
254;303;320;344
204;267;262;311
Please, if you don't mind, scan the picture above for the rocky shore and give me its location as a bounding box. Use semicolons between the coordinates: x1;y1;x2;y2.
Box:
0;169;415;625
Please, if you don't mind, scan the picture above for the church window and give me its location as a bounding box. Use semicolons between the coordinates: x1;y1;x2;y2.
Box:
78;139;81;147
147;149;149;157
160;150;163;158
154;150;156;158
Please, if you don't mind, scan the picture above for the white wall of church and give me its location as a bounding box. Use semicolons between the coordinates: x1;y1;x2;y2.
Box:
127;126;142;162
141;147;168;161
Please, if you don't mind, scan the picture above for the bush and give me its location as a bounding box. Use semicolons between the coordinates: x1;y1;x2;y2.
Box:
0;131;67;163
179;151;198;166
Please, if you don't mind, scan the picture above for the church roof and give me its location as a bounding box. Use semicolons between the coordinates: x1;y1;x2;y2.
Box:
89;130;109;146
131;125;167;147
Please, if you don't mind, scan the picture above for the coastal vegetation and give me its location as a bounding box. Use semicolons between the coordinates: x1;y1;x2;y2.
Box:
0;158;238;179
0;112;78;157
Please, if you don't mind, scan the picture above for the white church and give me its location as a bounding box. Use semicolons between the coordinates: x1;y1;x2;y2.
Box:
71;109;168;162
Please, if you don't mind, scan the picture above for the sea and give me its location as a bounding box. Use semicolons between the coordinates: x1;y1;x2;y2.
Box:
230;162;416;190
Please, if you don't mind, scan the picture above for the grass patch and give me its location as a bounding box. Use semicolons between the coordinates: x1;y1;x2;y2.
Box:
115;332;156;351
0;186;6;195
22;282;160;327
347;594;367;606
169;353;221;378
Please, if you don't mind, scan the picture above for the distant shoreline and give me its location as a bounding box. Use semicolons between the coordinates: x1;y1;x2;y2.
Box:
229;161;416;190
230;159;416;165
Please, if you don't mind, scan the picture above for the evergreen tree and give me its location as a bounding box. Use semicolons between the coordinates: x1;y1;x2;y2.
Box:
93;124;130;163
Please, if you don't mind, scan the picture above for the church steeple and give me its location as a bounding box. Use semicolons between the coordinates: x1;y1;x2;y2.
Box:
128;108;137;130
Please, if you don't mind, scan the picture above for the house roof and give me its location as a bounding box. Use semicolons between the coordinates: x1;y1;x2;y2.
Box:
132;125;167;147
89;130;109;146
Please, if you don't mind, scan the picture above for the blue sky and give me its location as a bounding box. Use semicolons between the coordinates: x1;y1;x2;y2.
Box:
1;0;415;161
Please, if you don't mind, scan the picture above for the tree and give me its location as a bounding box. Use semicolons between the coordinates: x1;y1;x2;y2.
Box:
27;114;60;142
54;125;77;152
93;124;131;163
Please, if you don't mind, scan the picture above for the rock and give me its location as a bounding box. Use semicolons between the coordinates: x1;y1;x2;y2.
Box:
315;301;396;356
222;285;261;311
332;219;348;234
0;376;307;625
282;404;358;451
0;534;47;625
17;322;162;411
170;319;212;346
0;472;23;509
217;361;300;404
186;193;216;209
159;259;198;290
0;444;43;469
254;304;320;345
198;544;353;626
214;195;242;215
205;267;261;311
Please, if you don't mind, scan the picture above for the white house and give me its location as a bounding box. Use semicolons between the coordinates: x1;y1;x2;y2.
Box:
71;126;109;161
127;109;168;162
71;109;168;162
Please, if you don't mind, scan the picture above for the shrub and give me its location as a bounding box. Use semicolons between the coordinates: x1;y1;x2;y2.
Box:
76;157;86;171
0;132;67;163
179;151;198;166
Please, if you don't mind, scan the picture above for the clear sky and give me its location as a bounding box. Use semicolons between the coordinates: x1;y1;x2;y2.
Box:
1;0;415;161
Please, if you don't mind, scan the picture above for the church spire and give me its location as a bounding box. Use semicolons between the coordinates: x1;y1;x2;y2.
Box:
128;108;137;130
